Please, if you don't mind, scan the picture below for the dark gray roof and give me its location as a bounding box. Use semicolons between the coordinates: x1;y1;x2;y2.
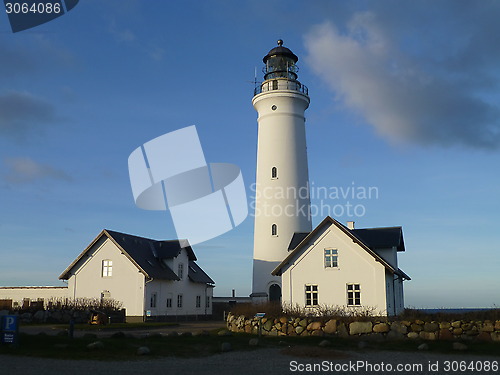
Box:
288;232;309;250
274;216;410;280
59;230;214;284
350;227;405;252
263;40;298;63
188;261;215;284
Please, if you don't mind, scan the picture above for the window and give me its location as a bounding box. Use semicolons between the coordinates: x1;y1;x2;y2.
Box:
206;296;210;308
347;284;361;306
177;294;183;308
196;295;201;308
271;166;278;179
271;224;278;236
178;263;184;279
166;297;172;308
305;284;318;306
324;248;338;268
150;293;157;308
102;260;112;277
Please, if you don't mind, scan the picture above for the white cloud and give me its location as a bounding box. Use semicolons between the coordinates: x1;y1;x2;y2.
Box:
304;10;500;149
3;157;72;184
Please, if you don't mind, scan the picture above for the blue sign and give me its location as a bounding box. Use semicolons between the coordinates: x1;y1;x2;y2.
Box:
1;315;18;344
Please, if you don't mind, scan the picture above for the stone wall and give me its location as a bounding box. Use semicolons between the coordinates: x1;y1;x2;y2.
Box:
226;313;500;342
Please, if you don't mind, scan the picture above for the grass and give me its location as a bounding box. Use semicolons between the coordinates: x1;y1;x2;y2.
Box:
1;329;499;361
49;322;180;331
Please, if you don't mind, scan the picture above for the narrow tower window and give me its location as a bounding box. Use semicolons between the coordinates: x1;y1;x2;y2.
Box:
271;167;278;179
271;224;278;236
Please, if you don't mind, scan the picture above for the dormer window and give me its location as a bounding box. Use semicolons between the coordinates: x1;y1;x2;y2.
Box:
178;263;184;279
271;167;278;179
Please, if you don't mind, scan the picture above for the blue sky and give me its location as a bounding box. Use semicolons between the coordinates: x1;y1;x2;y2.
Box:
0;0;499;308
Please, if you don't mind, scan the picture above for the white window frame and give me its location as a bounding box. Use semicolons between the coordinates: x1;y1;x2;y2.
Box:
102;260;112;277
196;295;201;308
206;296;210;308
347;284;361;306
166;297;172;308
324;248;339;268
305;284;318;307
177;294;183;308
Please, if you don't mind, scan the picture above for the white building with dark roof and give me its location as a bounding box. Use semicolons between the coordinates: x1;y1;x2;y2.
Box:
59;229;214;322
272;217;410;316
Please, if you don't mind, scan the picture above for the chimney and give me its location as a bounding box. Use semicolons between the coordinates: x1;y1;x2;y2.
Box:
347;221;355;230
232;289;235;298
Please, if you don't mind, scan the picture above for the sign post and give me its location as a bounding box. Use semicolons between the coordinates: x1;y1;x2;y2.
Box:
1;315;19;345
255;312;265;338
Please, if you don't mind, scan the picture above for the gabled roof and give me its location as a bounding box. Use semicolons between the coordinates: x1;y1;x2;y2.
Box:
288;232;309;250
59;230;213;284
274;216;410;280
350;227;405;252
188;261;215;285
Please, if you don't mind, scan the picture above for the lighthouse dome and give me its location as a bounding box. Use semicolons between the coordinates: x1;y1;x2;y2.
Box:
263;39;298;63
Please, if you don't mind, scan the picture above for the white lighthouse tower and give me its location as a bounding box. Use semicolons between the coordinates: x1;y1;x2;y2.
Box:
251;40;312;302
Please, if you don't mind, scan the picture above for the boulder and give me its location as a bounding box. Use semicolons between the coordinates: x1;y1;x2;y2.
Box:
391;322;407;334
481;322;494;332
410;323;422;332
407;332;419;339
439;329;453;340
373;323;389;333
349;321;372;335
337;323;349;338
307;321;322;331
424;322;439;332
295;326;305;335
451;321;462;328
263;319;274;331
137;346;150;355
419;331;437;340
324;319;337;334
417;343;429;351
491;332;500;342
439;322;451;330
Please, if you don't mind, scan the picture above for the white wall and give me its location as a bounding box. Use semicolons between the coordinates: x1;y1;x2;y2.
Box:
66;237;145;317
282;223;388;315
252;85;312;298
144;250;213;317
0;287;68;308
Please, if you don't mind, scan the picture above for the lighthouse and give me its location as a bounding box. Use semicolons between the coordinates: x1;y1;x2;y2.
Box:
251;40;312;302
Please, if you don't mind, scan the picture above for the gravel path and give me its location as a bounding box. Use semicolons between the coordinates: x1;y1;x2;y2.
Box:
1;348;499;375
